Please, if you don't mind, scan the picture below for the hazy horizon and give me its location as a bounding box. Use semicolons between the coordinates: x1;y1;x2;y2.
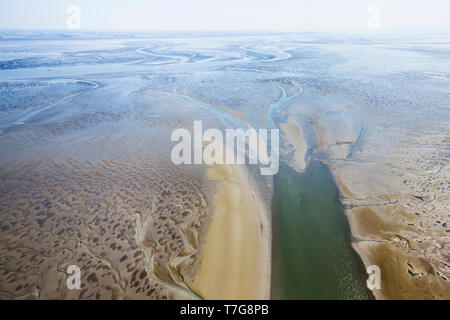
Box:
1;0;450;32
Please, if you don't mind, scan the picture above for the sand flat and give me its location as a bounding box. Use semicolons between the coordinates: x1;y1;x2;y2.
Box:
189;165;271;299
353;241;450;300
333;163;450;300
280;118;307;172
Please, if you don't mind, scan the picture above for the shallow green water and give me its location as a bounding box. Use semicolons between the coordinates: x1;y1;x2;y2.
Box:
271;161;373;299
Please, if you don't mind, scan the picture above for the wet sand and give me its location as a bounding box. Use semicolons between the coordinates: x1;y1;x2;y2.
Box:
189;165;271;299
353;241;450;300
0;156;208;300
330;160;450;300
280;117;307;172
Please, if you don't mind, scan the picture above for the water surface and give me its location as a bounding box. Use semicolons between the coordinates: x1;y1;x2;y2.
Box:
271;161;373;299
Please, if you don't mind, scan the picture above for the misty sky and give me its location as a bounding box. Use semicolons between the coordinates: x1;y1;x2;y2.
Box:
0;0;449;31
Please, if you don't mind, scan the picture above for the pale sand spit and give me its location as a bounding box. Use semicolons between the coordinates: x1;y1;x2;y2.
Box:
189;165;271;299
279;117;307;172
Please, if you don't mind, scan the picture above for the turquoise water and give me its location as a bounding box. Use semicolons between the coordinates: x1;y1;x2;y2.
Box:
271;161;373;299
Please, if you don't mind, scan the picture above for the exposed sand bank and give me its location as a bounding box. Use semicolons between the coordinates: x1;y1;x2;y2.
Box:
279;117;307;172
331;162;450;300
189;165;271;299
353;241;450;300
